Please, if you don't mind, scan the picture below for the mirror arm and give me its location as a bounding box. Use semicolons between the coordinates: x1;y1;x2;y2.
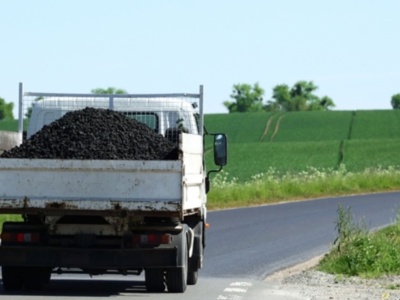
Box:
206;165;223;178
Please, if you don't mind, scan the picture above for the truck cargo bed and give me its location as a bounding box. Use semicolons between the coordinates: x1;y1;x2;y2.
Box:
0;159;184;215
0;133;205;218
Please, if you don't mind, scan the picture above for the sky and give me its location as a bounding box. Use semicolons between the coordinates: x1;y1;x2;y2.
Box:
1;1;399;116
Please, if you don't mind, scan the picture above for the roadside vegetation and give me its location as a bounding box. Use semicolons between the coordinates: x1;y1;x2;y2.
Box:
206;166;400;210
317;205;400;279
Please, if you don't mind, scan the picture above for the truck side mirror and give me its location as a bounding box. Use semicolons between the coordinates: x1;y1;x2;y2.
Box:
213;134;227;167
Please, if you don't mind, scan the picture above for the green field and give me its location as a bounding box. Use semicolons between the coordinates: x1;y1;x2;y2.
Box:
0;119;28;132
0;119;19;131
205;141;341;182
269;111;353;142
204;109;400;182
350;110;400;140
204;112;275;143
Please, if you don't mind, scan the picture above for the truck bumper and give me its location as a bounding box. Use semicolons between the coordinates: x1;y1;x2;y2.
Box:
0;246;178;269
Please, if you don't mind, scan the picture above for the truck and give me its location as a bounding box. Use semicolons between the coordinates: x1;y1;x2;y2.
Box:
0;83;227;293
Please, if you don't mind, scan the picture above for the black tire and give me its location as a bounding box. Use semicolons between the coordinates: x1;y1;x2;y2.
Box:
2;267;23;291
23;267;52;290
145;269;165;293
43;268;52;283
187;220;202;285
187;270;198;285
166;231;188;293
166;266;187;293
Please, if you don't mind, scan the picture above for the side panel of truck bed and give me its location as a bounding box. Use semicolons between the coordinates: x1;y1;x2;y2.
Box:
0;159;182;213
180;133;206;211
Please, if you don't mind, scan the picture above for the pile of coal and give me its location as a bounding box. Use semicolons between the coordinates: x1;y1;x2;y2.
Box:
1;107;178;160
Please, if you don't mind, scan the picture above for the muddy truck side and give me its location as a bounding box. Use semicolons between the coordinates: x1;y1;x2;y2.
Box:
0;83;227;293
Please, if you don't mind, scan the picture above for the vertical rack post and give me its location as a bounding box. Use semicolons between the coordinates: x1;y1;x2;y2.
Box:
199;85;204;136
18;82;24;144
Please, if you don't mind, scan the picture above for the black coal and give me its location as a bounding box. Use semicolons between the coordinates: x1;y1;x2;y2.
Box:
1;107;178;160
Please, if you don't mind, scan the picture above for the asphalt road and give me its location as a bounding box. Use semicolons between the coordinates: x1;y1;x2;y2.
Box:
203;191;400;279
1;191;400;299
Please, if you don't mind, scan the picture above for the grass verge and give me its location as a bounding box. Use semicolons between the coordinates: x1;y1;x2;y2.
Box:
317;205;400;279
207;165;400;210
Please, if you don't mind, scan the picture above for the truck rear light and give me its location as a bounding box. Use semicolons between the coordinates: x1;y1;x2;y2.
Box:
1;232;40;243
132;233;171;246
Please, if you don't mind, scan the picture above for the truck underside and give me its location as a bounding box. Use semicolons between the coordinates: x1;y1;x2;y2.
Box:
0;212;204;293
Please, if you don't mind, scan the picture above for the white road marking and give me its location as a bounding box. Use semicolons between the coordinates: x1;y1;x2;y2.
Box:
230;282;253;287
217;295;243;300
217;281;253;300
224;288;247;293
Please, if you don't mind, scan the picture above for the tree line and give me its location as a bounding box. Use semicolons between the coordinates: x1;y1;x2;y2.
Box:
223;81;335;113
224;81;400;113
1;84;400;120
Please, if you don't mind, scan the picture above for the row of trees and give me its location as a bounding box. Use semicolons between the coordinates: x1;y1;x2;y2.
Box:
223;81;335;113
224;81;400;113
1;85;400;119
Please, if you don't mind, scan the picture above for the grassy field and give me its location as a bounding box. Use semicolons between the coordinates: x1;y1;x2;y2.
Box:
350;110;400;140
204;112;275;143
204;110;400;183
267;111;353;142
0;119;19;131
342;139;400;171
205;141;341;182
0;119;28;132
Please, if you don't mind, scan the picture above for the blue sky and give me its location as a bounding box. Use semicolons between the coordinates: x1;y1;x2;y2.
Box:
1;1;399;116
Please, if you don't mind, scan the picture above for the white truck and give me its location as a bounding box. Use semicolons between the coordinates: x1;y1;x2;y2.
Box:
0;83;227;293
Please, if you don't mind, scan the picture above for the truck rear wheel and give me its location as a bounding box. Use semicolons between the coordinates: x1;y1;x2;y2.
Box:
23;267;52;290
2;266;51;291
187;270;198;285
166;231;188;293
145;269;165;293
166;265;187;293
187;220;202;285
2;267;23;291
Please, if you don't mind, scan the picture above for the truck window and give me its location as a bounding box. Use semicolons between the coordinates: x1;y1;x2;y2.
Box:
122;112;159;132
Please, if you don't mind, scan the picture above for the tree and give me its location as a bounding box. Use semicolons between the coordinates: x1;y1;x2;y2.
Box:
0;97;14;120
91;87;127;94
266;81;335;112
391;94;400;109
223;83;264;113
267;84;291;111
318;96;335;111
